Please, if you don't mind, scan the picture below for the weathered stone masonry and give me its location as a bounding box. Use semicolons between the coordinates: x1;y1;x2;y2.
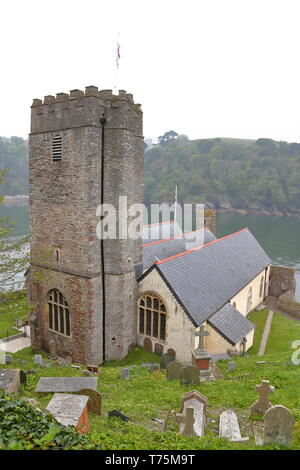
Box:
28;86;144;364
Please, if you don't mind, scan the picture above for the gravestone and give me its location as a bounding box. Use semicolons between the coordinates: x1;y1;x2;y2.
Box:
160;353;175;370
82;370;93;377
74;388;102;416
5;354;13;365
33;355;43;366
166;361;186;381
46;393;89;433
120;368;130;379
0;369;21;393
177;407;197;437
19;370;27;385
250;380;274;415
219;410;249;442
179;365;200;385
35;377;98;393
154;343;164;356
263;405;294;447
108;410;133;422
177;390;207;437
48;340;57;359
167;348;176;358
227;361;236;372
143;337;152;352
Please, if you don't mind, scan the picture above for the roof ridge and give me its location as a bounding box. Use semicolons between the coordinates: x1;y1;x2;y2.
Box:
156;228;249;265
142;227;206;248
144;219;175;228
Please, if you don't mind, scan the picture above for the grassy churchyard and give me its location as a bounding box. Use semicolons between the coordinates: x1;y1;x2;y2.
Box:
0;293;300;450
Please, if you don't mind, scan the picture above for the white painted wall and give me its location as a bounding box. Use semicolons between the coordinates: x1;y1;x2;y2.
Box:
138;268;195;362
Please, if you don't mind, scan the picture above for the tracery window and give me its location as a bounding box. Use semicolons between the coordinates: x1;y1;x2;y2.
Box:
259;276;264;298
138;294;167;341
246;287;253;313
48;289;71;336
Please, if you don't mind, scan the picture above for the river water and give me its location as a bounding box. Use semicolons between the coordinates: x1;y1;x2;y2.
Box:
1;202;299;300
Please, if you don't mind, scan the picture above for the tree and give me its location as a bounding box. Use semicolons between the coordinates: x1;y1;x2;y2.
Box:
157;130;178;146
0;170;29;292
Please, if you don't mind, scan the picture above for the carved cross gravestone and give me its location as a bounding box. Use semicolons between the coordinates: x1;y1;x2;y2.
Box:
177;390;207;437
263;405;294;447
250;380;274;415
177;407;196;437
195;326;209;353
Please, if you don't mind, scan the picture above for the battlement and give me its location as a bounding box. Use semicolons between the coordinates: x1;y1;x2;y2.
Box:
32;86;141;109
30;86;143;135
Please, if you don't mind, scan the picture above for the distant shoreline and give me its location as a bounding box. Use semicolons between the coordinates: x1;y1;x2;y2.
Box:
2;195;29;205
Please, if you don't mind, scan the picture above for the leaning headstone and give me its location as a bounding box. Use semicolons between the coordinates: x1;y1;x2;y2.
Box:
219;410;249;442
263;405;294;447
227;361;236;372
46;393;89;433
166;361;186;381
35;377;98;393
250;380;274;415
33;355;43;366
74;388;102;416
179;365;200;385
120;368;130;379
0;369;21;393
160;353;175;370
108;410;133;423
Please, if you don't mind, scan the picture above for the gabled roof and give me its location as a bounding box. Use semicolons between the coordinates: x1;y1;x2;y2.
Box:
207;303;255;345
142;227;217;271
142;220;182;244
141;228;271;326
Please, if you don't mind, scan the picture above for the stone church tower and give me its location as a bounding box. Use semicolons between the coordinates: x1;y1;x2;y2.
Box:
28;86;144;364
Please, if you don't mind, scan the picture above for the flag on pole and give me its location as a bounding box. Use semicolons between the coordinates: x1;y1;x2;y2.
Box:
116;39;120;68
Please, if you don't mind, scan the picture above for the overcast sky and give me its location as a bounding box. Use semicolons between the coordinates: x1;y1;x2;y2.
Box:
1;0;300;142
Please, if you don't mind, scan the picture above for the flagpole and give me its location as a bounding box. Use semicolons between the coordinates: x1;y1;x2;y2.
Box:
114;32;120;94
174;185;178;222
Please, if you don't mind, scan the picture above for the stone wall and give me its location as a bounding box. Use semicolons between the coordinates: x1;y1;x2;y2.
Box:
278;294;300;319
269;265;296;299
204;209;217;235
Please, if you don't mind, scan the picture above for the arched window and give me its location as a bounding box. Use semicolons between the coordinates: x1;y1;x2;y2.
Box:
138;294;167;341
246;287;253;313
259;276;264;298
48;289;71;336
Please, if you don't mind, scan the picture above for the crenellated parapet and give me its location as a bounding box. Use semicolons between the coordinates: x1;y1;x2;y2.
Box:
31;86;142;136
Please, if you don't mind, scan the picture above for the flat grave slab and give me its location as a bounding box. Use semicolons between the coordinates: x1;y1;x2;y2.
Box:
46;393;89;432
35;377;98;393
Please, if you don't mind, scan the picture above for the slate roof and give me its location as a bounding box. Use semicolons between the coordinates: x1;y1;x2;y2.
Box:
143;228;271;327
207;303;255;345
142;228;217;272
142;220;182;244
143;237;186;271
